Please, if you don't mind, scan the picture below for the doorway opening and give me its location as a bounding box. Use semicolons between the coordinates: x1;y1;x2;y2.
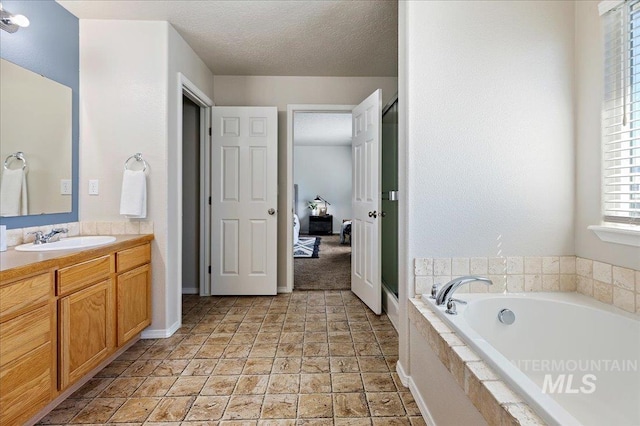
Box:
176;73;213;306
181;95;201;294
285;104;354;293
292;111;353;291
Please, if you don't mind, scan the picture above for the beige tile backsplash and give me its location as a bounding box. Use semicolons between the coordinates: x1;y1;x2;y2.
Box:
414;256;639;314
5;221;153;247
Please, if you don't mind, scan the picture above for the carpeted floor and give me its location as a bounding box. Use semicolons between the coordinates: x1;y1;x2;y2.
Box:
294;235;351;291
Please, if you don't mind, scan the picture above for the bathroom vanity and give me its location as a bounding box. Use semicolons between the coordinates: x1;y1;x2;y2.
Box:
0;234;153;426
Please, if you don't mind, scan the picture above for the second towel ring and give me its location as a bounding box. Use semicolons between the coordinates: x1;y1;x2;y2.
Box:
124;153;148;172
4;152;27;170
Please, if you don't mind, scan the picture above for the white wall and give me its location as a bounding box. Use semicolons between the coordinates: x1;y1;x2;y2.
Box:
399;0;576;385
575;1;639;270
405;0;575;260
294;145;352;233
213;76;398;287
80;20;214;336
167;24;214;327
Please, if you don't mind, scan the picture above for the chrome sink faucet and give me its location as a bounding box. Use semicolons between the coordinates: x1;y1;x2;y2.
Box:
28;228;68;245
434;275;493;306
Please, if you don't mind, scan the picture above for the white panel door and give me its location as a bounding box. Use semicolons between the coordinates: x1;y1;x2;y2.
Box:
351;90;382;314
211;107;278;295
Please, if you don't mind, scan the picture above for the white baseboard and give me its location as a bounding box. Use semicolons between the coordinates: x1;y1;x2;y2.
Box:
382;285;399;332
396;360;410;387
277;285;290;293
181;287;198;295
141;320;181;339
407;371;438;426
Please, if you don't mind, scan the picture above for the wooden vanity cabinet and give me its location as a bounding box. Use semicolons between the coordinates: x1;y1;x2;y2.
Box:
0;272;56;426
0;235;153;424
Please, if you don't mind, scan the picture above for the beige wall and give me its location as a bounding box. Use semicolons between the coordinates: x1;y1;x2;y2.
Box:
80;20;214;336
575;1;640;270
213;76;398;288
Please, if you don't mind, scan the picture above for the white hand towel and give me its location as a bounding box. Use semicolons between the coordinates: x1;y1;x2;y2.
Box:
0;168;27;216
21;171;28;215
119;169;147;218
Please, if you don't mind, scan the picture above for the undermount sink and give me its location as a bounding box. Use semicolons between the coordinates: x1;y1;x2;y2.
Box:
15;236;117;252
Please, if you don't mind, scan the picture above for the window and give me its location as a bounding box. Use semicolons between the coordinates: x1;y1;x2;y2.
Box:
602;0;640;225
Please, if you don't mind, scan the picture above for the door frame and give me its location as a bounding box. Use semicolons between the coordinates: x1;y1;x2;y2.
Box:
285;104;355;293
176;73;213;301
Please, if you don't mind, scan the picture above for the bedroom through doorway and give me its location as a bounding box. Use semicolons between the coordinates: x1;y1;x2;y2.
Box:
292;111;353;290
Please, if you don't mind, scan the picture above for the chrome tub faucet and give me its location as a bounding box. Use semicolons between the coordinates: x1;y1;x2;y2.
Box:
434;275;493;307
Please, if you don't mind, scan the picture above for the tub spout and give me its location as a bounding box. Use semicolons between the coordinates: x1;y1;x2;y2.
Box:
435;276;493;306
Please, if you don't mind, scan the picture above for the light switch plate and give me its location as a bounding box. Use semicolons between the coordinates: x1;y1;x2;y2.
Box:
60;179;72;195
89;179;99;195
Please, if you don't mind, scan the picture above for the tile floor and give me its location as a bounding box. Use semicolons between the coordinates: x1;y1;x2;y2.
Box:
39;291;425;425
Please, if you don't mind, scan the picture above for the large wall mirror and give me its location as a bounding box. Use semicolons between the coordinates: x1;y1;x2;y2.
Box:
0;58;72;217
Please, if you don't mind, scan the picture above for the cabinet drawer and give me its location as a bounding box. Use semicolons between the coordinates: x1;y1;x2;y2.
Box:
57;255;113;296
117;243;151;272
0;342;54;426
0;273;51;320
0;304;53;367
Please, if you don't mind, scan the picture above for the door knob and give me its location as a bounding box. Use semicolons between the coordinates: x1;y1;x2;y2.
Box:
368;211;377;218
268;208;276;215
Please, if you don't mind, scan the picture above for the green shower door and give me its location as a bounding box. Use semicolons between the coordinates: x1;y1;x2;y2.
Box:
381;98;398;298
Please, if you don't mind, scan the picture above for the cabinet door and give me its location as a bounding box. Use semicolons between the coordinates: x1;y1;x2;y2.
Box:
117;264;151;346
59;279;114;390
0;303;55;426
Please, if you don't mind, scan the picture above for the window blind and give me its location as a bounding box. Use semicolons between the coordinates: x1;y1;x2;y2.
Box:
602;0;640;225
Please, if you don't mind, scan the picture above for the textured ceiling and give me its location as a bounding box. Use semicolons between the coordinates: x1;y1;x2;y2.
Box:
294;112;352;146
57;0;398;77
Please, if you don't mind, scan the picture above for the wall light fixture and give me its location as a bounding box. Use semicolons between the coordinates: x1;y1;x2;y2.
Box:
0;2;29;34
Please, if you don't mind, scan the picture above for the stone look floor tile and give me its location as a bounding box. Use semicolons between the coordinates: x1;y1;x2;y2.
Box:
334;418;372;425
224;395;264;420
167;376;207;396
109;397;160;422
366;393;406;417
243;358;274;374
146;396;194;422
267;374;300;394
132;376;177;397
297;394;333;418
261;394;298;419
38;398;91;424
333;393;370;418
299;374;331;394
37;291;423;426
331;373;364;393
235;375;270;394
362;373;397;392
185;395;230;421
70;397;125;423
98;377;145;398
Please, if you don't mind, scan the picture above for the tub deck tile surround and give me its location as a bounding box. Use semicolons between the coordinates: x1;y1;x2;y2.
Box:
415;256;639;315
408;298;545;426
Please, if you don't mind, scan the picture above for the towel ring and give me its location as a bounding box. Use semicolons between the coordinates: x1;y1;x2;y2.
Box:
124;153;148;172
3;152;27;170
